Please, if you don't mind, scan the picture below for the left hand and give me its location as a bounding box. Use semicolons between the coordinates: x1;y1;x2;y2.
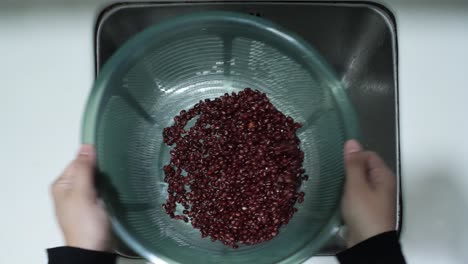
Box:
51;145;112;251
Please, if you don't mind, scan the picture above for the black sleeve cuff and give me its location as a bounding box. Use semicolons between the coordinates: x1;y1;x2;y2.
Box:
337;231;406;264
47;246;117;264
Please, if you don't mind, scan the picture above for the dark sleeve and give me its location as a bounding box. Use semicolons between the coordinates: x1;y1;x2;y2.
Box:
337;231;406;264
47;246;117;264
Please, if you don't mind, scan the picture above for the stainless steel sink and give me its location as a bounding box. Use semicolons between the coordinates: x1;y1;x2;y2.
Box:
95;1;400;259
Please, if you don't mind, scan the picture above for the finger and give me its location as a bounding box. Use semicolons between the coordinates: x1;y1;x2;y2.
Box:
367;152;396;191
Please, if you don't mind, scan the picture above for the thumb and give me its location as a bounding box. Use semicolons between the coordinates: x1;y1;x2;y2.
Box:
52;145;97;200
343;140;367;187
73;145;97;195
344;139;363;156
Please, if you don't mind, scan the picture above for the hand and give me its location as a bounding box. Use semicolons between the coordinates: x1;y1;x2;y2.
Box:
51;145;112;251
341;139;396;248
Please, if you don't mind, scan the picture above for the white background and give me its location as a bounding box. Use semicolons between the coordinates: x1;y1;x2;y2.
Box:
1;0;467;263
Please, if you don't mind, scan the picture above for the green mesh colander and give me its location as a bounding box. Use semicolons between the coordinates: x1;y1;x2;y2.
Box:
82;11;359;264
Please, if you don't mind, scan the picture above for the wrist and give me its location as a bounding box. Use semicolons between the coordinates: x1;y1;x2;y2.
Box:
66;238;112;252
347;227;396;248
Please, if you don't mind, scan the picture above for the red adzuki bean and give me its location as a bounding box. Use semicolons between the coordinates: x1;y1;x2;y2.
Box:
162;88;307;248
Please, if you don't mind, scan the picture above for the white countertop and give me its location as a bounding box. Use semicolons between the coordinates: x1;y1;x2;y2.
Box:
1;1;467;263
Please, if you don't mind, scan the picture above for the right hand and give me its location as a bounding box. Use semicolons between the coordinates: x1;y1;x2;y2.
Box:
341;139;396;248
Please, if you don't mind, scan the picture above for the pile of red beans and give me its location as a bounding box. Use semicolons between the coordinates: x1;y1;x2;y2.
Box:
162;88;307;248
